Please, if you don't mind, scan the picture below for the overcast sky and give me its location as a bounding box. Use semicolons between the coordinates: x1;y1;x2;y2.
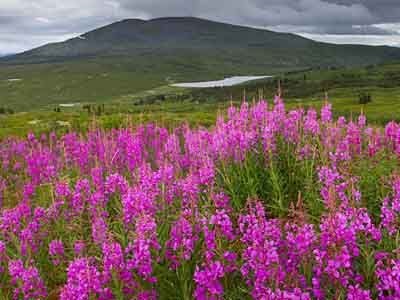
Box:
1;0;400;54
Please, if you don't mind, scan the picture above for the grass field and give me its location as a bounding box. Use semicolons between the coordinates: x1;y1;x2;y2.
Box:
0;61;400;138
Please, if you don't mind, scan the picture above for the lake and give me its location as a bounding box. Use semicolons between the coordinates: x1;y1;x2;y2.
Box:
59;103;80;107
171;75;273;88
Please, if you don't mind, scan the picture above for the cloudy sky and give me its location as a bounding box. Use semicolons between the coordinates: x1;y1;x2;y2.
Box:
1;0;400;54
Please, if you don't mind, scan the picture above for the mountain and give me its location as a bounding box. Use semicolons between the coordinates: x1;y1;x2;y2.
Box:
4;17;400;68
1;17;400;111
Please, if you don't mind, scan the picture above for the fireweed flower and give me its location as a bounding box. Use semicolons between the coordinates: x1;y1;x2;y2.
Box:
284;223;317;274
126;214;160;280
49;239;64;265
273;95;286;126
262;124;276;156
347;285;372;300
55;181;71;200
102;241;140;297
74;240;85;256
104;173;129;196
60;257;105;300
8;259;47;299
0;202;31;239
0;240;6;272
211;192;232;211
318;166;342;207
91;215;109;245
62;132;90;172
209;209;235;241
194;260;225;300
250;100;268;127
2;99;400;299
0;177;6;208
358;114;367;128
321;103;332;124
365;127;383;157
89;190;107;210
304;108;320;136
0;240;5;255
337;116;347;128
239;201;285;298
70;178;91;214
91;167;105;193
381;178;400;236
20;207;48;255
375;255;400;299
312;204;380;299
122;187;157;227
166;211;199;268
102;242;124;282
25;147;58;185
282;109;303;144
345;122;363;156
202;219;217;262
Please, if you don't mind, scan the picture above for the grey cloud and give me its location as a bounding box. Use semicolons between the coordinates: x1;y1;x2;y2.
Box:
268;24;398;35
325;0;400;22
300;33;400;47
329;25;398;35
118;0;398;37
118;0;376;27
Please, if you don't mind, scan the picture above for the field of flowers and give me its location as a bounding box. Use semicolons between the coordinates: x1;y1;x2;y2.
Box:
0;96;399;299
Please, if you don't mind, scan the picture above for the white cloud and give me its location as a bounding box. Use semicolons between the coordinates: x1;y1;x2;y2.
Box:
104;1;121;10
0;32;78;53
375;23;400;34
299;33;400;47
35;17;51;23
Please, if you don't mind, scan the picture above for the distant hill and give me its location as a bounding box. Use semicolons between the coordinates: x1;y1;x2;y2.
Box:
4;17;400;68
1;17;400;111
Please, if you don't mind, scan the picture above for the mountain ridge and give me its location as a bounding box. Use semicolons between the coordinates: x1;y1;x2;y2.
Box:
3;16;400;68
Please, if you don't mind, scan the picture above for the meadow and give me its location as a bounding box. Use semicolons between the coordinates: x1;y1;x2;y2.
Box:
1;61;400;139
0;96;399;299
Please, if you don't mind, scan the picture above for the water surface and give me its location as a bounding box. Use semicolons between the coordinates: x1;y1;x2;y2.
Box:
171;75;272;88
59;103;80;107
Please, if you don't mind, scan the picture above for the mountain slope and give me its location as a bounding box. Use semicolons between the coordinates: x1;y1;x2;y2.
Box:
4;17;400;68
